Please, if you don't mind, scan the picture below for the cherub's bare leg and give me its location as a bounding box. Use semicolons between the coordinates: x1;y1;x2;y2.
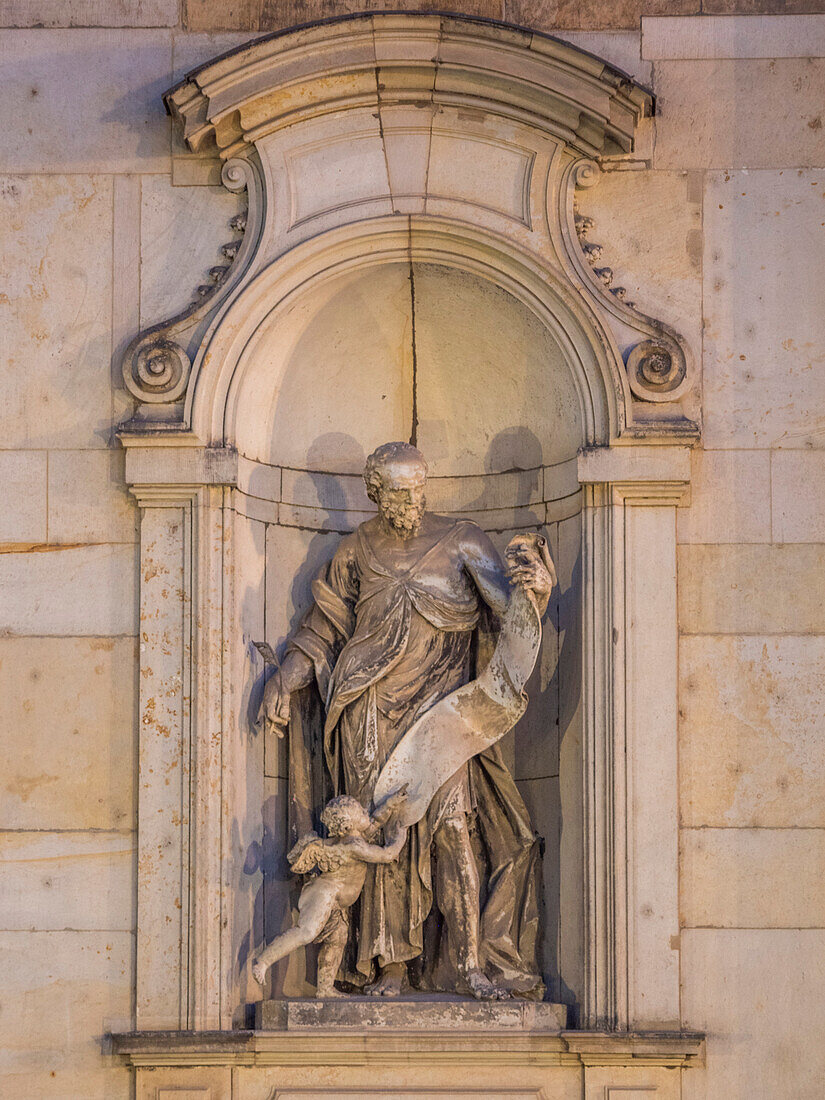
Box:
252;879;336;987
316;921;348;998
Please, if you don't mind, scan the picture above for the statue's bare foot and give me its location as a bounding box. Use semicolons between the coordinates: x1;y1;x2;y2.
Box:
251;959;268;986
365;965;404;997
463;968;510;1001
316;987;344;999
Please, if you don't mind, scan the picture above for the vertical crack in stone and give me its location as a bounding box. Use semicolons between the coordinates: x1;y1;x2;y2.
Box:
408;250;419;448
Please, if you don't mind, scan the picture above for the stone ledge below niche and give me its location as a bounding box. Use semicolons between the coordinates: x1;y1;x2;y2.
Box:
256;997;568;1032
110;1024;705;1069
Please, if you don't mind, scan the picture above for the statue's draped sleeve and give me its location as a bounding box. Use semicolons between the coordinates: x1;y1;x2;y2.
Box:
283;539;358;842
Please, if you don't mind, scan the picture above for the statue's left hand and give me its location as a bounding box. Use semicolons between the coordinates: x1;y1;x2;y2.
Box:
505;534;557;603
260;669;291;738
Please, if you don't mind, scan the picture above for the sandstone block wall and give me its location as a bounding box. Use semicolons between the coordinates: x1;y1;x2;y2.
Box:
1;4;824;1098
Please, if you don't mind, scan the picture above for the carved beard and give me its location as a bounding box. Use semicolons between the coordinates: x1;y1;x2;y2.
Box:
380;497;425;535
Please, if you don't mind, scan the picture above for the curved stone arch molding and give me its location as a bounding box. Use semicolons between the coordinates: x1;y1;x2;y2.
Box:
121;154;266;407
166;13;651;162
554;158;697;415
182;216;632;449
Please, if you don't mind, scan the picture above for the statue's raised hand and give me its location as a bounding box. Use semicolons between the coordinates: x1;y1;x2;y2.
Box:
504;533;557;612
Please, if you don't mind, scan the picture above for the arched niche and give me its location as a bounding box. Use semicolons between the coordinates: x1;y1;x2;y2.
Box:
223;252;587;1006
118;14;698;1059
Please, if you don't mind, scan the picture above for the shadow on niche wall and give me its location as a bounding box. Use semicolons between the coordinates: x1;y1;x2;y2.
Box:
237;427;582;1014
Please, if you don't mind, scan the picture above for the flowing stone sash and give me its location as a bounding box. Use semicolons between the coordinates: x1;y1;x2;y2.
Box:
372;580;542;828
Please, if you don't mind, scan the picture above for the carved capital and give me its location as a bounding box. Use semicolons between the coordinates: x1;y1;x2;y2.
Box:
578;445;691;504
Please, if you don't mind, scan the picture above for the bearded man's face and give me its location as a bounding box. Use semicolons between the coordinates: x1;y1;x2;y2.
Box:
376;465;427;536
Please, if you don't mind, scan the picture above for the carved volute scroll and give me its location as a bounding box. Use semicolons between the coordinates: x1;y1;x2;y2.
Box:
121;156;263;412
561;159;693;412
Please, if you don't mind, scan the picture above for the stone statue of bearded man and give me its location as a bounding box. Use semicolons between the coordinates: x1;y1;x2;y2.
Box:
259;442;555;999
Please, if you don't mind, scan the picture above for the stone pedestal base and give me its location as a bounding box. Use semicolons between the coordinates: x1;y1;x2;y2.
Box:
255;996;568;1032
112;1011;703;1100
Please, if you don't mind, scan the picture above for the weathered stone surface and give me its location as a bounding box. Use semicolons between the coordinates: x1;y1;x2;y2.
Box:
506;0;697;33
518;776;562;989
681;827;825;928
772;450;825;542
681;929;825;1100
280;467;373;513
136;1066;232;1100
702;0;825;13
654;60;825;169
643;13;825;58
265;524;341;646
0;544;138;636
552;510;584;1013
0;831;134;931
579;444;691;484
112;174;141;392
0;930;132;1099
228;513;267;1019
127;1048;579;1100
173;31;262;80
256;996;567;1030
0;0;178;25
680;635;825;828
140;175;242;329
575;169;702;361
0;451;47;543
184;0;502;33
0;636;137;830
184;0;260;29
702;170;825;448
0;30;172;172
238;263;412;469
0;175;113;449
678;544;825;635
555;30;652;84
584;1065;681;1100
677;449;770;544
413;265;583;476
48;449;138;544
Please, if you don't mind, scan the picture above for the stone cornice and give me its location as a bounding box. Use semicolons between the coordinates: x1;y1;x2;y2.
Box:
111;1028;704;1069
166;13;653;162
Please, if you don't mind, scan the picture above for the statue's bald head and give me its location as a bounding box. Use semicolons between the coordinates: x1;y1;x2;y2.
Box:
364;442;428;536
364;442;427;500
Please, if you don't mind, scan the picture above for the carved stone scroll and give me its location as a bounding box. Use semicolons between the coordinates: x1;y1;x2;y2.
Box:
373;558;544;827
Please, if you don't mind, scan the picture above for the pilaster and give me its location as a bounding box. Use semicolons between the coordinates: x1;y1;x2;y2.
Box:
579;446;690;1030
125;436;237;1029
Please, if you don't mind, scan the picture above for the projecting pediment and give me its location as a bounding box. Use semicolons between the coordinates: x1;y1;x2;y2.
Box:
122;13;697;444
166;14;651;162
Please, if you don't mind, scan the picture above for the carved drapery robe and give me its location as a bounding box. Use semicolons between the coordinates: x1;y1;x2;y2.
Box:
284;517;543;995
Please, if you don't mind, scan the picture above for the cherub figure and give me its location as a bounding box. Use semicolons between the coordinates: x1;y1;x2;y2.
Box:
251;787;408;997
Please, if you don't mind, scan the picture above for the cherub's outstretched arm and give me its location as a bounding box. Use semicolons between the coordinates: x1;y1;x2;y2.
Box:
366;783;409;839
342;823;407;865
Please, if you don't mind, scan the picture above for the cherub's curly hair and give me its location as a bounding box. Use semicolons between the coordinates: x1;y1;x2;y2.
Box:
320;795;368;837
363;441;427;504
